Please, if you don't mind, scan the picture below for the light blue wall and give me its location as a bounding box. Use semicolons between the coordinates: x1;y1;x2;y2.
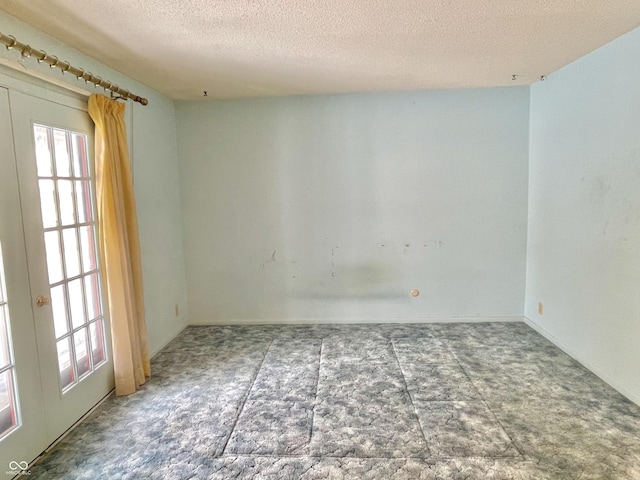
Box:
526;27;640;404
177;87;530;324
5;1;639;405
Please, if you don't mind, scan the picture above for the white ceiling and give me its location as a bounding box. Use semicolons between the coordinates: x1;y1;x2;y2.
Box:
1;0;640;100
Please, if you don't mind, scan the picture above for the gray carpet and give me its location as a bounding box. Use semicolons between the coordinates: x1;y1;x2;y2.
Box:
29;323;640;479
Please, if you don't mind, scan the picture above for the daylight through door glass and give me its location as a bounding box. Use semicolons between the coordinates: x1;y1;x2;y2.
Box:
0;243;20;441
33;125;107;393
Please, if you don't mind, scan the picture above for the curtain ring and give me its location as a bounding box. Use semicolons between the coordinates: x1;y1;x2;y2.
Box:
37;50;47;63
5;35;17;50
21;45;32;58
48;55;59;68
60;61;71;74
84;71;93;83
75;67;85;81
93;75;102;88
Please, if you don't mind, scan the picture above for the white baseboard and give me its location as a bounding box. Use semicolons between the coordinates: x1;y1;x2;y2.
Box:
188;315;524;326
523;316;640;407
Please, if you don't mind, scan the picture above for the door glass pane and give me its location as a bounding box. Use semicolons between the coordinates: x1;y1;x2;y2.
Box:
50;284;68;338
57;180;75;226
38;179;58;228
76;180;92;224
34;125;52;177
56;337;75;391
72;134;88;178
74;328;90;378
34;125;108;394
53;129;71;177
0;243;20;439
79;226;97;273
0;308;10;369
0;370;18;438
89;320;105;366
84;273;101;321
68;278;85;330
62;228;80;278
44;231;63;284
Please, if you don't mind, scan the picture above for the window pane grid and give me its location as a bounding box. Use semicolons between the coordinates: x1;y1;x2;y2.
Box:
47;128;64;228
56;318;106;345
43;223;98;233
56;318;108;391
33;125;107;394
40;175;91;180
0;244;20;440
48;270;100;289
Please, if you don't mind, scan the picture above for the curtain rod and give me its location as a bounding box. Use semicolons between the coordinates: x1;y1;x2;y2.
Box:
0;32;148;106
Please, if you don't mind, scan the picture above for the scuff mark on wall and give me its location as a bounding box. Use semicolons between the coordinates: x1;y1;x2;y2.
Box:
421;240;443;248
331;246;337;277
260;250;278;270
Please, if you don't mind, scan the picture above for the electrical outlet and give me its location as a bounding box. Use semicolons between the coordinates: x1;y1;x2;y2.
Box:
175;304;179;317
538;301;543;315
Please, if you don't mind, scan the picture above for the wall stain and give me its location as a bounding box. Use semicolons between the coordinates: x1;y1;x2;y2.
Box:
331;246;336;277
421;241;443;248
260;250;277;270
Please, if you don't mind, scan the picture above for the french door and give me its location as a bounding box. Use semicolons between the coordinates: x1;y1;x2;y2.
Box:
0;88;113;471
0;87;48;474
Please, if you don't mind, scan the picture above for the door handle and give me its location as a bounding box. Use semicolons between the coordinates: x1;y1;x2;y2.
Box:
36;295;51;307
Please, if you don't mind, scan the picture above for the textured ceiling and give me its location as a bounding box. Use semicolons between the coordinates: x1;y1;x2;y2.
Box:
1;0;640;100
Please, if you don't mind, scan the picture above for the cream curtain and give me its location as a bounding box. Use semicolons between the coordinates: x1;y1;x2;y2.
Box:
88;94;150;396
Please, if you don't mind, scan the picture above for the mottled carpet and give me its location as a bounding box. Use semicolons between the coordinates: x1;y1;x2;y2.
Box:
29;323;640;479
